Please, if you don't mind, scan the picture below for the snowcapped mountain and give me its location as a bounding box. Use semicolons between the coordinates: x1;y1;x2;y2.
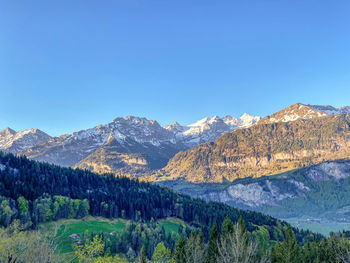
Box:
0;127;51;154
15;114;259;174
159;103;350;183
164;114;260;147
7;103;349;177
259;103;350;124
24;116;180;168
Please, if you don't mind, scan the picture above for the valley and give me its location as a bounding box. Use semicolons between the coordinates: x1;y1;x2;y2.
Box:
2;103;350;236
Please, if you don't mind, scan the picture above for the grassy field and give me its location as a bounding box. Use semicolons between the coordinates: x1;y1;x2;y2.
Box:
40;217;126;255
40;216;185;258
157;217;185;235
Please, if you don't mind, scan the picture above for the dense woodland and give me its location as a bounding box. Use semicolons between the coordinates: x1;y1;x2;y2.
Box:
4;152;350;262
0;152;316;243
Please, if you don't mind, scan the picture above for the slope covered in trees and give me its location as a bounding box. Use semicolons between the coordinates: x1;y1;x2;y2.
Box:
158;113;350;183
0;152;316;243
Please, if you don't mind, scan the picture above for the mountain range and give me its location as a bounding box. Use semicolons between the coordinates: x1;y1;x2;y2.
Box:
143;103;349;182
0;113;260;175
2;102;350;232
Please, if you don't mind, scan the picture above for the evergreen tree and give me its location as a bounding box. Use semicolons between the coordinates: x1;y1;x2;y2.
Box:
272;225;302;263
221;216;234;237
172;235;186;263
205;222;219;263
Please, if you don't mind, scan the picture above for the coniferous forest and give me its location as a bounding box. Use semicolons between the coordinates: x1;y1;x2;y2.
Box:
2;152;350;263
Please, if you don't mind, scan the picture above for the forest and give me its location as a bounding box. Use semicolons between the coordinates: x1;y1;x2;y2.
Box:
0;152;314;241
2;152;349;262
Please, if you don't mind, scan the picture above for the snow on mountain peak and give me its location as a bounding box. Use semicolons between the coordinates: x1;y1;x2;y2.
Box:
0;128;51;154
164;114;260;147
259;103;350;125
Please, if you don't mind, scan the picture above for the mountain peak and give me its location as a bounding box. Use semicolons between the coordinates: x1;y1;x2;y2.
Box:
259;103;350;125
0;127;51;155
259;103;326;124
0;127;16;136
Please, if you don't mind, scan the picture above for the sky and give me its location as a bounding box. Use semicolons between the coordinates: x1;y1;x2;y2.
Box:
1;0;350;136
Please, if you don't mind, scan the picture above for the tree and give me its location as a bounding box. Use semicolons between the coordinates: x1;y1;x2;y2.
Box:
0;221;60;263
137;245;147;263
221;216;234;237
75;235;105;263
185;230;205;263
272;225;302;263
0;199;14;227
77;199;90;218
173;235;186;263
217;217;260;263
206;222;219;263
152;242;171;263
17;197;30;224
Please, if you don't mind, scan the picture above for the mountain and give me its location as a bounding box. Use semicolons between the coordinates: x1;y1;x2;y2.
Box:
155;103;350;183
158;160;350;234
11;114;259;174
164;114;261;147
0;127;51;154
1;151;311;242
199;160;350;219
259;103;350;124
24;116;182;170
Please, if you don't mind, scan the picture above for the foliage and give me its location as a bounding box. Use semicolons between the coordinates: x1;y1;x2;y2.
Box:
152;242;171;262
205;222;219;263
0;151;304;244
172;235;186;263
0;221;60;263
75;235;105;263
272;225;303;263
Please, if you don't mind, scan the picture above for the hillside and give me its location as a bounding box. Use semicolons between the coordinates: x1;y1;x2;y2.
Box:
157;106;350;183
0;152;302;241
159;160;350;234
161;160;350;217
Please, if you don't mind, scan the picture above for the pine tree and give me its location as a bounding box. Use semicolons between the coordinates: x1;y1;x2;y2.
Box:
173;235;186;263
272;225;302;263
206;222;219;263
221;216;234;237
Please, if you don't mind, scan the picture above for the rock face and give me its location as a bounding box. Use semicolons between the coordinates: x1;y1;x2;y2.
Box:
158;104;350;183
198;160;350;219
4;114;259;174
24;116;183;170
0;128;51;154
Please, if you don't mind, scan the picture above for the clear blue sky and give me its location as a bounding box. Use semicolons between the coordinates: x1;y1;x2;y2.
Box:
1;0;350;136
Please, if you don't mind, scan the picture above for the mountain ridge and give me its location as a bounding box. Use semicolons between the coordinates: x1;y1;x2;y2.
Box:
151;104;350;183
0;113;260;174
1;103;350;179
